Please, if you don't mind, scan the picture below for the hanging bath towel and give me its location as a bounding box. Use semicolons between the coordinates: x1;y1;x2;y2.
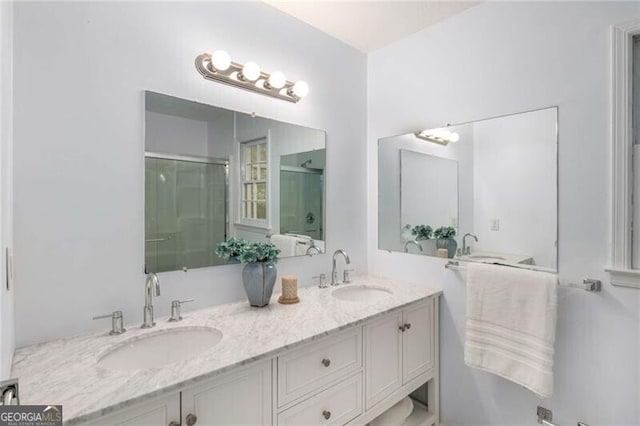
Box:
464;263;558;398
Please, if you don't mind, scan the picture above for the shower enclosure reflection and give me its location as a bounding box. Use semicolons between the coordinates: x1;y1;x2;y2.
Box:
145;155;227;272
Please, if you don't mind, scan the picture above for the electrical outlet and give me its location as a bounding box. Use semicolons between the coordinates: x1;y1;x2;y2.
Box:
450;217;458;227
490;219;500;231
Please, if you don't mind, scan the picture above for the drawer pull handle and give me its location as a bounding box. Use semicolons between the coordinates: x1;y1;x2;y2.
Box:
186;413;198;426
405;323;412;330
169;422;180;426
321;358;331;367
322;410;331;420
399;325;406;332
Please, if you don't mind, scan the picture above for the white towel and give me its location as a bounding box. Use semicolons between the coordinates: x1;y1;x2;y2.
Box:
370;397;413;426
269;234;297;257
464;263;558;398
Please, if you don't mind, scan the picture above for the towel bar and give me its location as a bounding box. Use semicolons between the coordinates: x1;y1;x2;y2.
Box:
542;420;589;426
445;261;602;292
537;406;589;426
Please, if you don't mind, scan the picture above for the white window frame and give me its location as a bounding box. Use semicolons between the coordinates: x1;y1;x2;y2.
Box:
237;135;271;230
607;19;640;288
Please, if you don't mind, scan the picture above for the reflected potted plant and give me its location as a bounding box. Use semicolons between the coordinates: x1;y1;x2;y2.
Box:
434;226;457;259
215;237;248;264
411;225;433;241
238;241;281;307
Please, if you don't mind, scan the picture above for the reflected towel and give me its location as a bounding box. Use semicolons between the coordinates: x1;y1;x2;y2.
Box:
464;263;558;398
370;397;413;426
269;234;297;257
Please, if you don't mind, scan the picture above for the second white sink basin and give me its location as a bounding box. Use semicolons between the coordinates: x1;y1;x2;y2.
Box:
98;326;223;371
331;284;393;302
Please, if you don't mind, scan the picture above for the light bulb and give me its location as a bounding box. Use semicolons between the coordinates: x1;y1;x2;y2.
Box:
292;81;309;98
267;71;287;90
449;132;460;143
241;62;261;82
211;50;231;71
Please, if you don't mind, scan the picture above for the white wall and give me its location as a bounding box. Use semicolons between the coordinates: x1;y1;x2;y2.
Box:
368;2;640;425
472;108;557;269
0;0;15;380
146;111;209;157
13;1;367;346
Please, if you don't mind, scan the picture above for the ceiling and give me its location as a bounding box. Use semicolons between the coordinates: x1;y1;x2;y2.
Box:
264;1;480;53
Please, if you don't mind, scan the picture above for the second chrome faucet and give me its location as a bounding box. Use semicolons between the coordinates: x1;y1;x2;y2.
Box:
331;249;352;286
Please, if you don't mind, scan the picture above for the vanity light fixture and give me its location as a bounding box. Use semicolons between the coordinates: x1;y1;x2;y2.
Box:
414;128;460;145
195;50;309;103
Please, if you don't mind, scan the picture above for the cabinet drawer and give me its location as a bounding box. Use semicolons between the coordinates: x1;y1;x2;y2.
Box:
278;328;362;406
277;373;362;426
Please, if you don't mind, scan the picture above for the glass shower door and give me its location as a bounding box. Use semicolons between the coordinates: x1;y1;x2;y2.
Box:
145;157;227;272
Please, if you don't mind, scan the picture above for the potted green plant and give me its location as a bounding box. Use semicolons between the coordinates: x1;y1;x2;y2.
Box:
238;241;281;307
215;237;248;264
433;226;457;258
411;225;433;241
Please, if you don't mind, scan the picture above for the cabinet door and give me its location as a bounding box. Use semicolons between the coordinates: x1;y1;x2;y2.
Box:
402;299;435;384
365;311;402;409
181;359;272;426
84;394;180;426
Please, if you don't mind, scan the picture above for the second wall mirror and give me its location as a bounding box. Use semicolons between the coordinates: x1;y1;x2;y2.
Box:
378;107;558;272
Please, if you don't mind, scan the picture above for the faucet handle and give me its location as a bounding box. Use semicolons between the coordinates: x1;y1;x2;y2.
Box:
313;273;327;289
343;269;354;284
93;310;126;335
168;299;195;322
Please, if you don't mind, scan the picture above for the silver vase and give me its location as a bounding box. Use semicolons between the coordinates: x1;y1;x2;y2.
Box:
242;262;277;307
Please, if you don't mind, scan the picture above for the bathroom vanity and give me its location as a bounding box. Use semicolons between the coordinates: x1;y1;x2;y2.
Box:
11;277;441;425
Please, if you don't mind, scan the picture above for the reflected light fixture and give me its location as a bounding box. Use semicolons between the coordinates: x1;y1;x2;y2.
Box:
195;50;309;103
414;128;460;145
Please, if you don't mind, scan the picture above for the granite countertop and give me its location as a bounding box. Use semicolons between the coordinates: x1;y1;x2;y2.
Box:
11;276;441;424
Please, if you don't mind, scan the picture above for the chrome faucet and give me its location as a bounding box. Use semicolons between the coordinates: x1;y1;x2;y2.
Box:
462;233;478;256
142;272;160;328
404;240;423;253
331;249;351;286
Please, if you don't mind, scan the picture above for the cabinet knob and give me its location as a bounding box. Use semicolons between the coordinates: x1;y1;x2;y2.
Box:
186;413;198;426
322;410;331;420
321;358;331;367
168;422;180;426
405;323;411;330
399;325;406;332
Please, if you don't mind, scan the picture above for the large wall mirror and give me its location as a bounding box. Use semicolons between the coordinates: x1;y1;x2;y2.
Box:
379;107;558;272
145;91;326;273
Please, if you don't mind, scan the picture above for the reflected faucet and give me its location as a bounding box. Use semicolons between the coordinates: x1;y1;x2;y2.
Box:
404;240;423;253
306;245;322;256
462;233;478;256
142;272;161;328
331;249;351;286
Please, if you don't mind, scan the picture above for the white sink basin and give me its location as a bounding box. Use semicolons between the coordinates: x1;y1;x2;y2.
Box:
98;326;223;371
331;284;393;302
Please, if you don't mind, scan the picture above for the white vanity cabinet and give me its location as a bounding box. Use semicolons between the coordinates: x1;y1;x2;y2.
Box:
365;299;436;412
87;360;271;426
84;394;181;426
79;296;438;426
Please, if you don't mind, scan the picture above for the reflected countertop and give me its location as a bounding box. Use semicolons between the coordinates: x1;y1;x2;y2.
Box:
11;276;441;425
